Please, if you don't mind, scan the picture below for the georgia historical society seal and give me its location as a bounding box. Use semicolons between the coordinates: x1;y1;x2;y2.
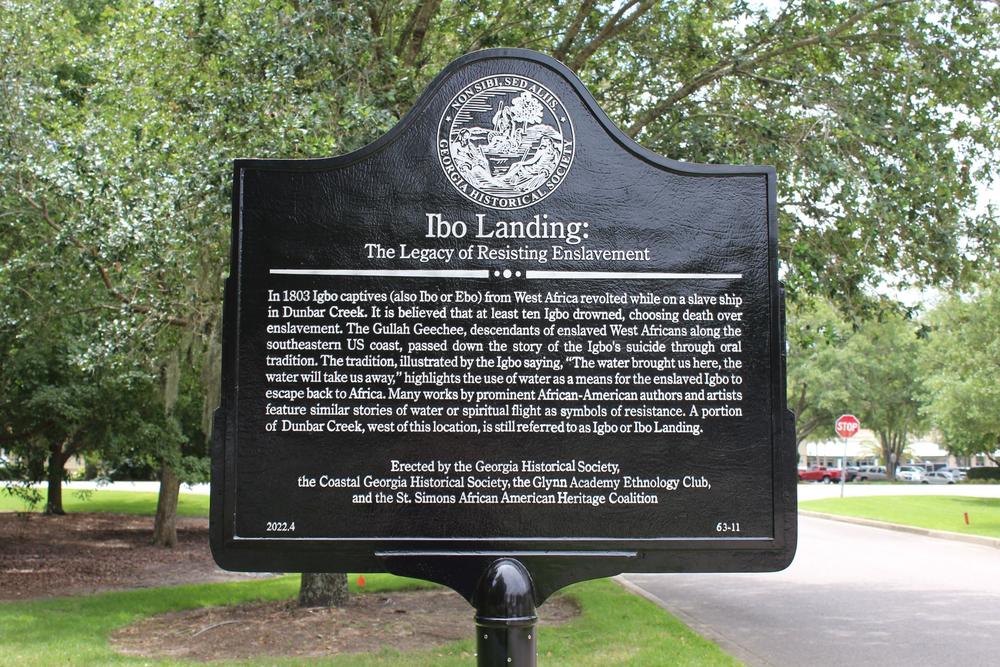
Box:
438;75;575;210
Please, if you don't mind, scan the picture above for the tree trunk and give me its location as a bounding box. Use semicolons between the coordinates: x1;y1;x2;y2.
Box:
879;432;895;481
152;460;180;547
152;350;183;547
298;573;349;607
44;443;68;515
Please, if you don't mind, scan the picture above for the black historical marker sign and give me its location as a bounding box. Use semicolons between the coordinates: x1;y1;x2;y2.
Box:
211;49;796;593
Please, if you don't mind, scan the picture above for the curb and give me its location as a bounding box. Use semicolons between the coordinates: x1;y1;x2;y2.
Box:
800;510;1000;549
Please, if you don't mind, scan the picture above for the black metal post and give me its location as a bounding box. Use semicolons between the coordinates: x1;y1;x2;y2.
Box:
474;558;537;667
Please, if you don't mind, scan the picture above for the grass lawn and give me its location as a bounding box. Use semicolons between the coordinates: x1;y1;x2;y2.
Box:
0;574;741;666
800;495;1000;538
0;489;209;517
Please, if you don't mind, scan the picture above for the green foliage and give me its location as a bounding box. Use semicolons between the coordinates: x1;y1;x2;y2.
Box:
786;297;854;443
0;269;187;505
838;313;927;471
792;306;927;472
921;278;1000;461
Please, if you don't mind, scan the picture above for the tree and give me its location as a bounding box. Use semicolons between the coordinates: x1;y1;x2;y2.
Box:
0;334;109;515
833;313;927;478
790;305;928;476
0;308;185;515
786;298;855;447
0;123;185;515
298;573;349;608
603;0;1000;305
921;278;1000;463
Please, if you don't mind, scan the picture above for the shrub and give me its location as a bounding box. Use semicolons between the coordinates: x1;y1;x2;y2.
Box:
966;467;1000;481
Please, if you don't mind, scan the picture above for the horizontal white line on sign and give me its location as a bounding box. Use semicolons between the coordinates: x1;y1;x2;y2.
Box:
525;270;743;280
232;535;772;542
270;268;490;279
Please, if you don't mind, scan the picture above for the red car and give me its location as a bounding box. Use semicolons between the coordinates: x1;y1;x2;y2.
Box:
797;466;843;483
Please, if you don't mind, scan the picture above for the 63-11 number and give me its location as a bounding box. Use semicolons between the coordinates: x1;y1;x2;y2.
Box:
716;521;741;533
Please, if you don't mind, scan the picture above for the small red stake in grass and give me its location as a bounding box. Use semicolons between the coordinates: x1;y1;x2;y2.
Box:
964;512;970;525
357;575;366;587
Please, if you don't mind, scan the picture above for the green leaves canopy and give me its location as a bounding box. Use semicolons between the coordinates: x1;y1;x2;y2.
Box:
922;280;1000;461
786;298;854;445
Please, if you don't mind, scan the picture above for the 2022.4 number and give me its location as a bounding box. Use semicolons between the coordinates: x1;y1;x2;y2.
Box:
266;521;296;533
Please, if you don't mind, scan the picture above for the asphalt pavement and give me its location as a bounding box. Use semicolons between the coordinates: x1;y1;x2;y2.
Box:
623;515;1000;667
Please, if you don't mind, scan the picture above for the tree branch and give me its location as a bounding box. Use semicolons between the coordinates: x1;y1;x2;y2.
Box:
735;70;795;88
0;424;49;447
626;0;918;136
553;0;597;62
366;2;386;61
569;0;655;71
658;110;770;136
396;0;442;67
796;415;826;446
394;0;421;57
793;382;808;414
20;187;191;328
466;11;542;52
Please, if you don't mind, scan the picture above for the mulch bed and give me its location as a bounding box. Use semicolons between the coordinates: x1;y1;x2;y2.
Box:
111;590;579;662
0;512;259;600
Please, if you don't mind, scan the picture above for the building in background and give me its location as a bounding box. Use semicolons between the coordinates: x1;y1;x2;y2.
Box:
797;430;996;470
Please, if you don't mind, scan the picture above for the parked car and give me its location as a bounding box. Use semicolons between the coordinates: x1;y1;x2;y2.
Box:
897;466;926;482
939;467;967;481
854;465;888;482
923;470;956;484
798;466;843;483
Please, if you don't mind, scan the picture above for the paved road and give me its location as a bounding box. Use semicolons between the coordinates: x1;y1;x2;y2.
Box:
55;480;212;495
624;516;1000;667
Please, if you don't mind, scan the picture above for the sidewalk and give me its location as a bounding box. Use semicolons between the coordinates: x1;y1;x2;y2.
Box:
42;480;211;495
797;482;1000;501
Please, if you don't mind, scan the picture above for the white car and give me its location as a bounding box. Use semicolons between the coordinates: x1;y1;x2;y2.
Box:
897;467;926;482
924;470;956;484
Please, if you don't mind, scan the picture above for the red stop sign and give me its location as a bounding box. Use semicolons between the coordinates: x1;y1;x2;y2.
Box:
835;414;860;439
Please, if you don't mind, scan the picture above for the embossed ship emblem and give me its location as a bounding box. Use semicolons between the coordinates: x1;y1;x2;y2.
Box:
438;75;575;210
